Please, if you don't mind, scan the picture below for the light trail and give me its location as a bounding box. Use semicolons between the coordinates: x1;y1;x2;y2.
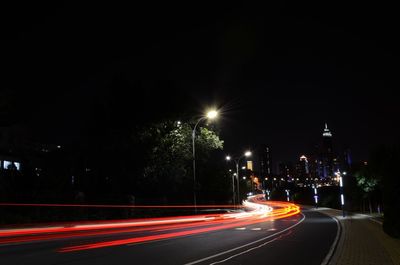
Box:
0;195;300;251
0;203;244;208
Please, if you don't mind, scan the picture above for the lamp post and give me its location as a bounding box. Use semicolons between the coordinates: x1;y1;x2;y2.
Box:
192;110;218;213
336;171;346;217
313;185;318;209
285;189;290;202
226;156;235;206
226;151;252;207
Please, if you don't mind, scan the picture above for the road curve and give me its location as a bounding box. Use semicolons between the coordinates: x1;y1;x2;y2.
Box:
0;196;337;265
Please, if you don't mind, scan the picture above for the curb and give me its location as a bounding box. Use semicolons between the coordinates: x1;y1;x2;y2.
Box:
320;214;343;265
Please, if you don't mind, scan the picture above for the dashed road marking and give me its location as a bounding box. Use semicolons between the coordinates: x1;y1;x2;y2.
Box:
184;214;306;265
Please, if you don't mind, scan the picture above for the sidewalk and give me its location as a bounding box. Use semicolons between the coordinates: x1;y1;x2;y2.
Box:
313;208;400;265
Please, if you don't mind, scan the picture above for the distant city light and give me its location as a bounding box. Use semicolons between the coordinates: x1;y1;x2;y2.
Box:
244;151;252;157
242;177;246;180
323;123;332;137
226;156;231;161
3;161;12;169
241;166;246;170
299;155;308;162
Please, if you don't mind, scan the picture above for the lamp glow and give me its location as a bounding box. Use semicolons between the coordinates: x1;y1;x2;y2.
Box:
206;110;218;119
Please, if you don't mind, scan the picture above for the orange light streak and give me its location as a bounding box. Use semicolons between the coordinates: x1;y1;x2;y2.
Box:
0;195;301;251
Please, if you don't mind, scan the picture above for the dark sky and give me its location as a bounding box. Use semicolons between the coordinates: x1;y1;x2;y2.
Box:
2;2;399;166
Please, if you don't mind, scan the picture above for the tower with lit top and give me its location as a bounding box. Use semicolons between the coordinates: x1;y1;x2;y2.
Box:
320;123;334;180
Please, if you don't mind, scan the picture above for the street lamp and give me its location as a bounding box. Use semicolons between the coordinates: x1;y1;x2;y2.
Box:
265;189;270;200
226;156;235;206
313;185;318;209
285;189;290;202
192;109;218;213
226;150;252;207
336;171;345;217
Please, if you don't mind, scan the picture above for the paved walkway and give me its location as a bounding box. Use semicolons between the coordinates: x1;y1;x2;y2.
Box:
311;208;400;265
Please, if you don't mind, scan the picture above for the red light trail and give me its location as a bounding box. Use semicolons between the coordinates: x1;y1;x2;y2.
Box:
0;203;244;208
0;195;300;252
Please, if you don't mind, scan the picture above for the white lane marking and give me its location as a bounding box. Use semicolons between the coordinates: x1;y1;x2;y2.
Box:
234;227;246;230
209;235;283;265
369;218;383;225
183;213;305;265
251;228;261;231
320;215;341;265
267;228;277;231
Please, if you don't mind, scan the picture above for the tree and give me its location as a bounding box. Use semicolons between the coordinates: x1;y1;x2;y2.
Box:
367;145;400;238
354;167;379;214
136;120;224;203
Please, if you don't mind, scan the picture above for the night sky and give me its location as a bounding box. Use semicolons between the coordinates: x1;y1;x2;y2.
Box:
2;2;399;166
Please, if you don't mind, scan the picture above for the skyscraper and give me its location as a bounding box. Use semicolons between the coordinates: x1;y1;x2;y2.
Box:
296;155;309;179
319;123;334;180
257;145;272;178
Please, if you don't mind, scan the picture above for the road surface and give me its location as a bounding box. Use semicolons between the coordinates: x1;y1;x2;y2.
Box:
0;197;337;265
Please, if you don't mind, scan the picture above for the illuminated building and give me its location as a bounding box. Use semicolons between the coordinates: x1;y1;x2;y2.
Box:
256;144;272;178
296;155;309;183
278;162;294;182
246;160;253;171
319;123;334;180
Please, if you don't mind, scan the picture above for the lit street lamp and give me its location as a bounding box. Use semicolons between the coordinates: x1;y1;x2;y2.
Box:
192;109;218;213
226;151;252;206
336;171;345;217
285;189;290;202
313;185;318;208
265;189;270;200
226;156;235;206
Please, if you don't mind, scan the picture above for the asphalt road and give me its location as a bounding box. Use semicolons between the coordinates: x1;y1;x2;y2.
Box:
0;207;337;265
